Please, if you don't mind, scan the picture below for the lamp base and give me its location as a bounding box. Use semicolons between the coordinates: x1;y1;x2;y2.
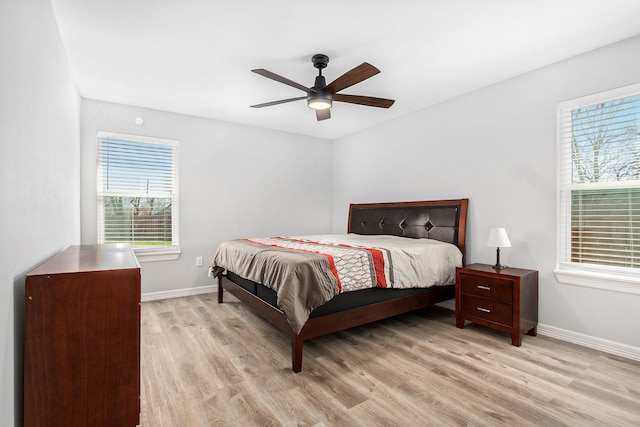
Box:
492;247;508;270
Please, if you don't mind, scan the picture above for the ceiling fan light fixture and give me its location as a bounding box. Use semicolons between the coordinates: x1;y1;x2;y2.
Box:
307;93;332;110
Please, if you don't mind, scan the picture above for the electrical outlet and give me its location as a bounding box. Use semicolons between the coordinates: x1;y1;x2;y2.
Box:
195;256;204;267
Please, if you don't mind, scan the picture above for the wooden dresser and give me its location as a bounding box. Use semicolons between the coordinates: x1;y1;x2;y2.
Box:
455;263;538;346
24;244;141;427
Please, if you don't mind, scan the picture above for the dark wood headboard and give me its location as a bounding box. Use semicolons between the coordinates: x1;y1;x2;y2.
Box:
347;199;468;262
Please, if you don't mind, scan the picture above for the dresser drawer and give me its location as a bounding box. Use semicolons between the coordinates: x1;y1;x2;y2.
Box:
460;295;512;326
458;272;513;304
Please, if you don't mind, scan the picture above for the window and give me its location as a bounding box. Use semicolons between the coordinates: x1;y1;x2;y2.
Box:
556;83;640;294
97;131;180;261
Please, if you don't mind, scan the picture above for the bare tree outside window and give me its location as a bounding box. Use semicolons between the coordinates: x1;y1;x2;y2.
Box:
572;98;640;184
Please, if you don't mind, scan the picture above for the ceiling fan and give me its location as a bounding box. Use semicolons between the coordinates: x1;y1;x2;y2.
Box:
250;54;395;121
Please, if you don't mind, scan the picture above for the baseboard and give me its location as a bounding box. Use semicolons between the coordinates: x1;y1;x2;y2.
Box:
537;323;640;361
141;285;216;302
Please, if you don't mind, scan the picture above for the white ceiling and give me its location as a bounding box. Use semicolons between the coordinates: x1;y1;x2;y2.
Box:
50;0;640;140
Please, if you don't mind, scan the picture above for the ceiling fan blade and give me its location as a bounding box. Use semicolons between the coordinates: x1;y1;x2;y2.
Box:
251;96;307;108
334;94;395;108
316;109;331;121
323;63;380;94
252;69;315;94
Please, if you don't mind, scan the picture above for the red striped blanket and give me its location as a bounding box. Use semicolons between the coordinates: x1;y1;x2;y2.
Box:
246;237;389;293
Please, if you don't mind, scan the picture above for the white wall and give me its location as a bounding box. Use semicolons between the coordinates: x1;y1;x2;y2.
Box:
0;1;81;425
81;100;333;294
332;36;640;352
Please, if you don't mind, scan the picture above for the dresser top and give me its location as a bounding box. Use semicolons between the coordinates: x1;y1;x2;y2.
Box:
27;244;140;276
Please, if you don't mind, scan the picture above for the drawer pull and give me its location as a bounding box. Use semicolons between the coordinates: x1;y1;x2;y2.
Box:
477;307;491;313
477;285;491;291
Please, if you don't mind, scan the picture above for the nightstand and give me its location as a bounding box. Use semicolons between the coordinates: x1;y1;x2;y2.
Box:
455;263;538;346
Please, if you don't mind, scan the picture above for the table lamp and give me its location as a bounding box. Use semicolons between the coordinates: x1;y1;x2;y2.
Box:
487;228;511;270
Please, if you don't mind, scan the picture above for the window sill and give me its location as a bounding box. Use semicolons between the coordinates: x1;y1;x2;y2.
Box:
133;248;181;263
554;267;640;295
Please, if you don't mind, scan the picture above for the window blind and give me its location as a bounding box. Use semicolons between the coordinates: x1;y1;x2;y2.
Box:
558;85;640;271
97;131;179;252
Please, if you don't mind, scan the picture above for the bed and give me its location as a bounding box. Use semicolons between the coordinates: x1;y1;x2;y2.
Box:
211;199;468;372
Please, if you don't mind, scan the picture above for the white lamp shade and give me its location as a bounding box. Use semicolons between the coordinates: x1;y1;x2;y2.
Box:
487;228;511;248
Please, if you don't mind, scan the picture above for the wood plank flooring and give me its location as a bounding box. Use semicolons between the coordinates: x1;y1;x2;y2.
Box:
140;293;640;426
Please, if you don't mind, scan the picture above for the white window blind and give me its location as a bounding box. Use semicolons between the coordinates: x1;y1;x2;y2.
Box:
97;131;179;258
558;83;640;283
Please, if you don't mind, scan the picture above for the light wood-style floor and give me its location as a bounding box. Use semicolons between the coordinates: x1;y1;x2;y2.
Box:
140;293;640;426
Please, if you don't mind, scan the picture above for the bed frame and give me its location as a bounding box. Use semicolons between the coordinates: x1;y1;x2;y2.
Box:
217;199;468;372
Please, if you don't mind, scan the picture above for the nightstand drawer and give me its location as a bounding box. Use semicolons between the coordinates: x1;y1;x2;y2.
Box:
460;295;512;326
458;272;513;304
